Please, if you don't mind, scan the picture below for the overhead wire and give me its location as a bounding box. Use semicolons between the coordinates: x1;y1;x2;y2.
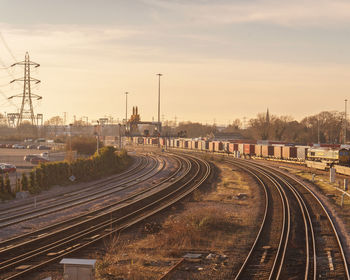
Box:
0;32;17;62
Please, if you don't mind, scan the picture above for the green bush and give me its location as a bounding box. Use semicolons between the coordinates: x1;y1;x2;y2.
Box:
0;175;4;193
18;147;131;195
21;173;29;191
4;173;11;193
28;171;39;194
70;136;103;156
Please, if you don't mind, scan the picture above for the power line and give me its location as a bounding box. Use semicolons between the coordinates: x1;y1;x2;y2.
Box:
0;88;17;108
0;32;17;62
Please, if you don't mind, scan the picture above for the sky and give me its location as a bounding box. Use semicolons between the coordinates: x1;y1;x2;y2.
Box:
0;0;350;125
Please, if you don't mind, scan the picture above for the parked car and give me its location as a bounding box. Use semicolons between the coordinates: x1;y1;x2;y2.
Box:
24;154;39;162
27;144;37;149
40;152;49;159
14;145;26;149
30;157;49;164
5;144;13;148
0;144;6;148
37;145;51;150
0;163;16;173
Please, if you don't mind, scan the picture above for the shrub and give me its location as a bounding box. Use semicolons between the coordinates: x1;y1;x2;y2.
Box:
14;147;131;196
4;173;11;193
0;175;4;193
155;207;237;249
21;173;29;191
28;171;39;194
70;136;103;156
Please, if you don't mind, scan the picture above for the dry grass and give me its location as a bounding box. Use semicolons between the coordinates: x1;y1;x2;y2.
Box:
288;169;350;208
149;207;239;255
95;161;262;280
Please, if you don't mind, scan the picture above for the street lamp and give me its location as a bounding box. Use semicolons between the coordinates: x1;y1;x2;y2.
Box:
125;92;128;130
96;120;100;155
156;74;162;133
345;99;348;144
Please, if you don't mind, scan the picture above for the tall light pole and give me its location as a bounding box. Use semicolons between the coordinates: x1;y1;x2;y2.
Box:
157;74;162;133
125;92;128;131
318;115;320;144
96;120;100;155
345;99;348;144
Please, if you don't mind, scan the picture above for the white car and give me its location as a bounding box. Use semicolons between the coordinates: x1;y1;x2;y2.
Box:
41;152;49;159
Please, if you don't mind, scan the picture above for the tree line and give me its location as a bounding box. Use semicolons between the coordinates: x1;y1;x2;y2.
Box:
162;110;347;144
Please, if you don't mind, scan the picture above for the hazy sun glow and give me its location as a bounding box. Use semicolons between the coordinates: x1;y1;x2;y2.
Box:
0;0;349;125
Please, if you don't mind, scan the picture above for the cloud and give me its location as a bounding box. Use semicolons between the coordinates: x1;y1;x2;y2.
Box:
143;0;350;27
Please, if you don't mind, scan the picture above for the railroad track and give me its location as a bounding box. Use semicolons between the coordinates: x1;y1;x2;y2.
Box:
227;158;349;280
0;152;211;279
0;153;177;253
0;155;143;215
0;154;165;229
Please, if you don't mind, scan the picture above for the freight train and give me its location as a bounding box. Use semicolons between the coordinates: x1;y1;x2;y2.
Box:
130;137;350;167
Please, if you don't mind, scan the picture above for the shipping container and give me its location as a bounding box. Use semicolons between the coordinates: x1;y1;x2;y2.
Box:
195;140;200;150
213;141;224;152
282;146;297;159
209;141;215;152
184;140;189;149
261;145;274;157
255;145;262;157
296;146;308;160
274;146;283;159
243;144;255;155
238;144;244;155
222;142;230;153
204;141;209;151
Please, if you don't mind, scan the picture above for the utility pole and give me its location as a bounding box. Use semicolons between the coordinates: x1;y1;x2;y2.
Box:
345;99;348;144
8;52;41;126
318;115;320;144
125;92;128;130
157;74;162;133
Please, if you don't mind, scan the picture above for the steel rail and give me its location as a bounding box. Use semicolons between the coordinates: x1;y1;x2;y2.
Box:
1;153;210;279
0;155;162;228
233;157;349;279
0;155;144;215
238;159;313;279
0;154;180;252
256;161;350;279
232;167;269;279
0;154;186;269
227;159;289;280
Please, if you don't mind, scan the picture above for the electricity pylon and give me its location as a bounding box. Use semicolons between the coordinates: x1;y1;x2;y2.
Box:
8;52;42;126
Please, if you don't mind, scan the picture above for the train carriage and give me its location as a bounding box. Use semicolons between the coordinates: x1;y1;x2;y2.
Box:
228;143;238;153
238;144;244;155
209;141;215;152
296;146;308;160
307;147;350;165
282;146;297;160
262;145;274;157
243;144;255;156
255;144;262;157
274;146;283;159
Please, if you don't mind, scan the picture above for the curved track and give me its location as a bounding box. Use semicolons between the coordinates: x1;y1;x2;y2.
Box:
0;154;160;228
0;152;211;279
228;158;349;280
